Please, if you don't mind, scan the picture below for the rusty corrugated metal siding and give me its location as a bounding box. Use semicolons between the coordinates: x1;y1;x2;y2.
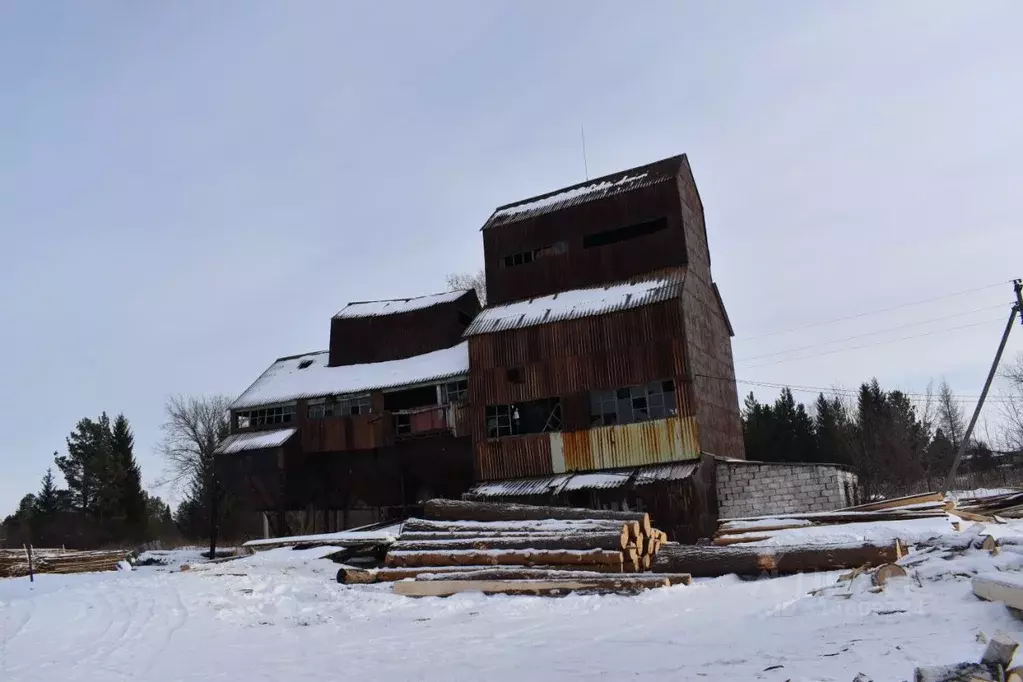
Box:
552;415;700;472
475;434;554;481
329;290;480;366
482;162;691;306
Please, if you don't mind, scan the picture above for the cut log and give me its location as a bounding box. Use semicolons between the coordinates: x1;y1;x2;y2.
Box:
389;532;631;553
423;499;651;534
385;548;625;569
980;535;999;554
913;663;994;681
981;631;1018;667
712;534;772;546
397;531;620;541
715;522;817;537
653;541;904;578
393;577;670;598
337;564;630;584
842;491;944;512
872;563;908;586
411;572;691;588
947;508;998;524
402;518;631;535
972;574;1023;610
1006;666;1023;682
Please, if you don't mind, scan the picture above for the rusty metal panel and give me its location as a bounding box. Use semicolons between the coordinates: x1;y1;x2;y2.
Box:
329;290;480;366
633;461;699;485
481;157;692;306
558;416;700;472
467;474;573;498
475;434;554;481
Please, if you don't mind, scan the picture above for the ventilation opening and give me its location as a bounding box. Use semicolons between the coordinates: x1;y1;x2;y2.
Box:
297;359;314;369
582;216;668;249
506;367;525;384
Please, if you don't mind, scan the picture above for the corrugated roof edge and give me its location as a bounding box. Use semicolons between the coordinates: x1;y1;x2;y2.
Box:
332;289;473;319
481;154;686;230
462;269;684;337
464;461;699;498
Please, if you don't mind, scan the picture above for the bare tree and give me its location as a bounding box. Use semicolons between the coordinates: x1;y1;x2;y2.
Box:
156;395;232;556
445;269;487;305
999;353;1023;452
936;378;966;450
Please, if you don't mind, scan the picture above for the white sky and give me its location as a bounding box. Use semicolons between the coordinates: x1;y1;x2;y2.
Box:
1;1;1021;511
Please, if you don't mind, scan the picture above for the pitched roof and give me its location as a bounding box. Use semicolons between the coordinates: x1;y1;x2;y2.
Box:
482;154;685;229
214;428;297;455
333;290;471;319
463;271;684;336
230;342;469;410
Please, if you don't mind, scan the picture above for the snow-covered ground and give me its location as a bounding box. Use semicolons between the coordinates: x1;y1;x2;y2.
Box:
4;528;1023;681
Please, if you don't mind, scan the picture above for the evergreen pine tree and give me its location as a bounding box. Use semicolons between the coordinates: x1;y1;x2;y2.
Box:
35;467;61;517
56;414;114;515
111;414;148;540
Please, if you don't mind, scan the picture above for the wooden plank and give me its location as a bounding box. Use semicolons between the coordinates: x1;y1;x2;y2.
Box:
840;491;943;512
972;574;1023;610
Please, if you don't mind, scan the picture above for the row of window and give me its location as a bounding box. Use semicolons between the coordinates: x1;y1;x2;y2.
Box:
483;379;677;439
238;380;470;429
236;404;295;429
500;241;567;269
496;217;669;269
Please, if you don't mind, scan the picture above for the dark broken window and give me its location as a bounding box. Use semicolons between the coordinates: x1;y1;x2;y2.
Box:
235;404;295;428
499;241;568;269
384;385;437;411
589;379;676;427
485;398;562;438
506;367;524;384
307;395;372;419
442;380;468;403
582;217;668;249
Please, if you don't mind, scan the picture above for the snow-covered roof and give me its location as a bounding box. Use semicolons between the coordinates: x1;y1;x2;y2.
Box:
333;290;470;319
465;461;698;499
230;342;469;410
463;272;683;336
214;428;297;455
482;155;684;229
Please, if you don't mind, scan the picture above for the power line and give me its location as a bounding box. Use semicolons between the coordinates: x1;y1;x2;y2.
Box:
736;280;1012;341
738;316;1007;369
734;302;1011;362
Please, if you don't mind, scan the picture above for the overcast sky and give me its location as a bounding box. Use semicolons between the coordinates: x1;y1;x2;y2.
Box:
2;1;1021;513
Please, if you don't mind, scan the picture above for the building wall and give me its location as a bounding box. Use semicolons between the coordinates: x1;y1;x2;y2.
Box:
716;460;859;518
328;291;479;366
483;175;688;306
674;161;744;459
468;296;697;480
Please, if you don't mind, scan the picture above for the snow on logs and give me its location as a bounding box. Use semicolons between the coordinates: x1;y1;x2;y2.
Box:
345;500;682;595
0;549;129;578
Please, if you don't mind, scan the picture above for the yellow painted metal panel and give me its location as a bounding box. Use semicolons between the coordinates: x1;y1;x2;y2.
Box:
555;416;700;473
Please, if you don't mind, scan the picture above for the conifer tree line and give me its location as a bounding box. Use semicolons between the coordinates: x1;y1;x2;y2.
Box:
740;375;1018;497
3;396;257;549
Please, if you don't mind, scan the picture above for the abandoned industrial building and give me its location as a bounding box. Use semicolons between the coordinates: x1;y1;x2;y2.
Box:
216;153;857;541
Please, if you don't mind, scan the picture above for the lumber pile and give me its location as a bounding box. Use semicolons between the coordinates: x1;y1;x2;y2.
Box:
713;492;950;546
338;499;687;596
0;549;129;578
954;490;1023;520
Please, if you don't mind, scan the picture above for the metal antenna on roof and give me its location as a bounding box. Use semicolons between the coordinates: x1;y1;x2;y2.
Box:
580;125;589;180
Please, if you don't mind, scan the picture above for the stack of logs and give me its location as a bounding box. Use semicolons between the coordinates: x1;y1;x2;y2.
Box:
338;499;689;596
0;549;129;578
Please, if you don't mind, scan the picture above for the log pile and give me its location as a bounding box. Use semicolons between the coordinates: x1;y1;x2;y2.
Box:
338;499;686;596
954;490;1023;520
0;549;129;578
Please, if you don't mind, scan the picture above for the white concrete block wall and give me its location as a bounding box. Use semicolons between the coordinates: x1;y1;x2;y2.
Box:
716;461;858;518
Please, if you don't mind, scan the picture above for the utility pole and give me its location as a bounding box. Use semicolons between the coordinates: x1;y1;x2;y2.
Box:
943;279;1022;491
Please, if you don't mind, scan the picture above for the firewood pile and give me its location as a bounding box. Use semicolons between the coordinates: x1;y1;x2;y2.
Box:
0;549;129;578
337;499;689;596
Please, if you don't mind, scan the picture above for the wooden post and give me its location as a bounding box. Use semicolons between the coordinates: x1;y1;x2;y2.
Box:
24;544;34;583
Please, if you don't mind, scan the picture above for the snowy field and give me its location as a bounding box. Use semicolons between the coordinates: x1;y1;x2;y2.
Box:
4;528;1023;681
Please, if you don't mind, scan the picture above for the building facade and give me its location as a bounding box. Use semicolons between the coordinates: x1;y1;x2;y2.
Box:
214;290;481;535
217;153;757;539
465;154;744;489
